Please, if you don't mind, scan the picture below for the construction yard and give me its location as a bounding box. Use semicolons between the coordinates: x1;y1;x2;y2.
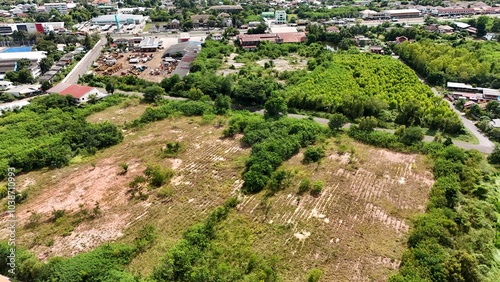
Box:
93;37;196;83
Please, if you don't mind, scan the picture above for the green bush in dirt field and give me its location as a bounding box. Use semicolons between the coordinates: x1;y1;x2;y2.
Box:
303;146;326;164
225;113;326;193
310;181;324;196
144;164;175;188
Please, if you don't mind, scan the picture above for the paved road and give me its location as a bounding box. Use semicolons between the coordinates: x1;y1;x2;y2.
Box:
429;87;494;153
61;38;107;85
256;110;494;153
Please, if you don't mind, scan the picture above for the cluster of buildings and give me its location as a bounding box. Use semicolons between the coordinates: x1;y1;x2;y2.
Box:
1;2;77;18
0;22;65;36
238;26;307;50
39;52;75;84
360;2;500;19
447;82;500;104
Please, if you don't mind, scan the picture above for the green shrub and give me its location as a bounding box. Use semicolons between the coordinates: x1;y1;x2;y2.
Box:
298;178;311;194
310;181;324;196
51;209;65;222
119;163;128;175
144;165;175;188
303;146;326;164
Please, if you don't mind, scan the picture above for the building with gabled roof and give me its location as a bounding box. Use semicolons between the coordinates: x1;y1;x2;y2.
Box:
47;83;103;103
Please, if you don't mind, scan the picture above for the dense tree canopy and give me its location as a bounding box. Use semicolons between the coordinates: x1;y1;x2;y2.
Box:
394;40;500;87
0;94;124;179
283;53;462;133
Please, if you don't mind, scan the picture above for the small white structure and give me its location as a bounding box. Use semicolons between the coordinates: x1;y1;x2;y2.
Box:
269;26;297;33
4;84;41;97
0;81;13;91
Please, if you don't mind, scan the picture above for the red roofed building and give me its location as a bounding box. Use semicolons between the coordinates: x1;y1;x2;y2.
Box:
47;83;103;103
277;32;306;43
395;36;408;43
237;32;306;50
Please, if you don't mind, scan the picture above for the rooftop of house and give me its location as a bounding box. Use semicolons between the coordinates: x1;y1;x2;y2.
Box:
58;84;95;99
47;83;94;99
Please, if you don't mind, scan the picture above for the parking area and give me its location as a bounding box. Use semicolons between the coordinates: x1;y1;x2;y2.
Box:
93;36;203;83
76;21;146;35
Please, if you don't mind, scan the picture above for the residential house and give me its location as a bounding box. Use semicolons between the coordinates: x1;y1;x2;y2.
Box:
395;36;408;43
47;83;103;103
354;35;372;46
438;25;454;34
369;46;384;54
326;26;340;33
191;14;210;28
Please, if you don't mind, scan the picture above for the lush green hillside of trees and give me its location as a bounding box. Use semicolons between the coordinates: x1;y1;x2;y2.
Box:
394;40;500;87
0;94;125;180
283;53;462;134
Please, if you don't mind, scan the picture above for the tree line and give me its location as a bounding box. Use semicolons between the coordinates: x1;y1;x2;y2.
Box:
0;94;125;180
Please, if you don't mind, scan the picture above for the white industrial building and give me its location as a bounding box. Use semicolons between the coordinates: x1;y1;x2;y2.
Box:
0;51;46;63
90;14;146;26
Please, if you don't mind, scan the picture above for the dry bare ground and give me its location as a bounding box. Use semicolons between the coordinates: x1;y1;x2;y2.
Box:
233;141;434;281
0;112;249;266
216;54;307;76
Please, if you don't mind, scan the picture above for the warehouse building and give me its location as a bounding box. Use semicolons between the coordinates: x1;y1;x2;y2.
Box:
384;9;420;18
90;14;145;26
0;22;64;35
139;37;159;52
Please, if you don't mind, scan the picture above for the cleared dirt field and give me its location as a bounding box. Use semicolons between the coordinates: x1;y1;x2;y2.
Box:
0;104;249;263
85;98;149;126
0;104;434;280
217;53;307;76
230;136;434;281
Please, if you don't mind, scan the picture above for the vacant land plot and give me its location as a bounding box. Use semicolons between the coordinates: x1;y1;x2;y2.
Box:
0;104;434;280
230;137;433;281
86;98;149;126
0;106;249;263
217;53;307;76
